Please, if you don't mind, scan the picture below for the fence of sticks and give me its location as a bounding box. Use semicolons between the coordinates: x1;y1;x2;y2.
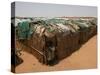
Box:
16;17;97;65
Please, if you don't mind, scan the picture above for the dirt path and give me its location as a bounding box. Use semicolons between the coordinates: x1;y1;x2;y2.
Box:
16;35;97;73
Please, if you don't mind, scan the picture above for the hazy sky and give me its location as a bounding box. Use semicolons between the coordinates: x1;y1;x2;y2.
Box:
13;2;97;17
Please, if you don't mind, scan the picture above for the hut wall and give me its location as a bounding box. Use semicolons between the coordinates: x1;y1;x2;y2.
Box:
56;32;80;60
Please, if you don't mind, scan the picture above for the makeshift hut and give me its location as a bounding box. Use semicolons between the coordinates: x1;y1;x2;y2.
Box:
16;17;97;65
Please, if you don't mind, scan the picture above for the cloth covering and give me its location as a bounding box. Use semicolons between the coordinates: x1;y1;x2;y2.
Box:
17;21;33;40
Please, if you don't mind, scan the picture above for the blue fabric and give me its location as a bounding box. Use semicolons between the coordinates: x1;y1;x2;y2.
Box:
17;21;32;40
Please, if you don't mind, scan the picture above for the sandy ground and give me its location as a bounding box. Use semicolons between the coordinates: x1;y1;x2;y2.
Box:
15;35;97;73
